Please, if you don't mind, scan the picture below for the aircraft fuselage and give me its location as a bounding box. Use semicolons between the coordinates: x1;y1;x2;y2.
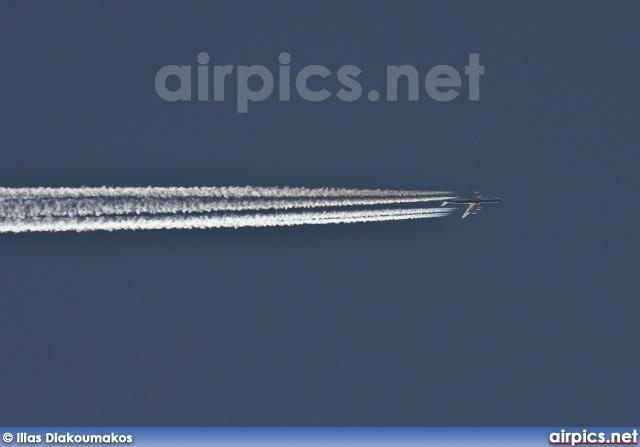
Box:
442;198;503;205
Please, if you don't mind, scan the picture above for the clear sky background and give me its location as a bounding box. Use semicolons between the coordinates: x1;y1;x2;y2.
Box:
1;1;638;425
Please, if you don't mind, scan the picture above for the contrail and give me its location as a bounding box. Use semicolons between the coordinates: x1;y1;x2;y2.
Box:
0;207;452;233
0;186;455;233
0;186;451;200
0;195;455;219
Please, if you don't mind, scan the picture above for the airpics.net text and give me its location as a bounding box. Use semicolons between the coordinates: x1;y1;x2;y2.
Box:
155;52;484;113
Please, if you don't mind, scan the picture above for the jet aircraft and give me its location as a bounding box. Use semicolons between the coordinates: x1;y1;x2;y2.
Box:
442;185;502;218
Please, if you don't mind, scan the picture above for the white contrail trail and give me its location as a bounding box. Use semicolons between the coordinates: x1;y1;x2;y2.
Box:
0;208;453;233
0;186;456;233
0;186;451;200
0;195;455;219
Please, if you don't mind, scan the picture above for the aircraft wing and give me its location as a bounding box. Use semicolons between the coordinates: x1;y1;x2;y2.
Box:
467;184;482;200
462;203;481;218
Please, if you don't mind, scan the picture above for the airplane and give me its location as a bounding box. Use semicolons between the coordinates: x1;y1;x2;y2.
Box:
442;185;502;218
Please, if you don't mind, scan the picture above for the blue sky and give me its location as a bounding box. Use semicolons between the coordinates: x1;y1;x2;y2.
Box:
0;1;638;425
